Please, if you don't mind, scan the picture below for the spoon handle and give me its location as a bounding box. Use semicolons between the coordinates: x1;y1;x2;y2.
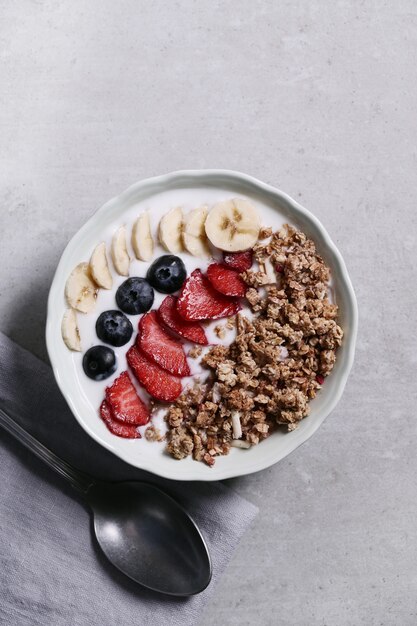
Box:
0;407;94;494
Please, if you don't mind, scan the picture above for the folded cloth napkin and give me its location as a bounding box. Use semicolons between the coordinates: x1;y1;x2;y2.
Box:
0;332;258;626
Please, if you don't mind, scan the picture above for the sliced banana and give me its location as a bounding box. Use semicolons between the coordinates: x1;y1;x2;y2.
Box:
65;262;98;313
90;242;113;289
182;206;210;257
111;226;130;276
132;212;154;261
159;206;183;253
61;308;82;351
205;198;260;252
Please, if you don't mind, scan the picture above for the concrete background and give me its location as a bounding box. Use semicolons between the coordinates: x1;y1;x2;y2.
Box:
1;1;417;624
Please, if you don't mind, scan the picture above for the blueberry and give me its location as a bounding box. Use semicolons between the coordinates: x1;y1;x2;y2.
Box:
96;310;133;347
83;346;117;381
116;277;154;315
146;255;186;294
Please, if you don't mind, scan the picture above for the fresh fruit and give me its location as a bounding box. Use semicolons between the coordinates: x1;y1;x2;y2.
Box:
176;269;241;321
205;198;260;252
159;206;183;253
96;310;133;347
206;263;246;297
146;255;186;294
105;371;149;425
116;277;154;315
99;400;141;438
90;242;113;289
132;212;153;261
157;296;208;345
223;249;253;272
111;226;130;276
61;308;81;351
137;311;190;377
127;345;182;402
65;262;98;313
182;206;210;257
83;346;117;381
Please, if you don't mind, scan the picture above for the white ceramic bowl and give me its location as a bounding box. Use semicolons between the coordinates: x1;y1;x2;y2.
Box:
46;170;358;481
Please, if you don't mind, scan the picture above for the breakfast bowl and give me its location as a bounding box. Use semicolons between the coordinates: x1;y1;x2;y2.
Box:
46;170;358;481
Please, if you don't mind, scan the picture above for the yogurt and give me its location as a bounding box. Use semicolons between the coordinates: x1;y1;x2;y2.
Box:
71;187;292;449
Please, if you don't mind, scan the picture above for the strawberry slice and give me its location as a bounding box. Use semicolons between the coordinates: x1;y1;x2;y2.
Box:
157;296;208;345
105;371;150;425
137;311;190;377
127;345;182;402
206;263;246;297
176;269;241;321
223;250;253;272
99;400;141;438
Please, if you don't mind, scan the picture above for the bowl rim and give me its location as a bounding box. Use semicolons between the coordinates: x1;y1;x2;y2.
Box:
46;169;358;481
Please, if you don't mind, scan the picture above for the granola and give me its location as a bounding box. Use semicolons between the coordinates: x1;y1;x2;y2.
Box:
144;425;164;442
259;226;273;239
213;324;227;340
225;317;236;330
164;224;343;466
188;345;203;359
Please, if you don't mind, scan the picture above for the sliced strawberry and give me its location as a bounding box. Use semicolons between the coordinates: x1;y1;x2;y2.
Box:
176;269;241;321
223;250;253;272
157;296;208;345
127;345;182;402
137;311;190;377
206;263;246;297
105;371;150;425
99;400;141;438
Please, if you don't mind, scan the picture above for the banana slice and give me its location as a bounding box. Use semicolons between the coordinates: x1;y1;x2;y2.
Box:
132;212;154;261
65;262;98;313
111;226;130;276
90;242;113;289
205;198;260;252
182;206;210;257
61;308;82;351
159;207;183;253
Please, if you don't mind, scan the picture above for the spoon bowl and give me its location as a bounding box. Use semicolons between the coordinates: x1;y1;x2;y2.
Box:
89;481;212;596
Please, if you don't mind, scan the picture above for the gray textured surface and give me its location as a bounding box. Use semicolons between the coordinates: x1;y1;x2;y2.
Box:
0;332;257;626
1;1;416;624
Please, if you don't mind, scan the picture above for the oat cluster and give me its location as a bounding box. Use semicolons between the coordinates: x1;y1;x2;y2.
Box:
144;425;164;442
165;225;343;466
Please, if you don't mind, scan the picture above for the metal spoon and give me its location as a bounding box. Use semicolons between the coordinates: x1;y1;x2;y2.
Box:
0;407;212;596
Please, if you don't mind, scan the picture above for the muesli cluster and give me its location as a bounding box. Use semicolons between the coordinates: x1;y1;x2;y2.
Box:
165;224;343;466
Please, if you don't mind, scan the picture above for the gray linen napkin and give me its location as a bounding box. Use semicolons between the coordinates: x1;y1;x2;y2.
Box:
0;332;258;626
